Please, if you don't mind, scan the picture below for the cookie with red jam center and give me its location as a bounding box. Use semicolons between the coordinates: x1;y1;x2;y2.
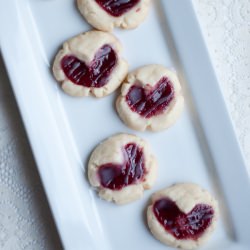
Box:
147;183;219;249
116;65;184;131
77;0;151;31
88;133;157;204
53;30;128;97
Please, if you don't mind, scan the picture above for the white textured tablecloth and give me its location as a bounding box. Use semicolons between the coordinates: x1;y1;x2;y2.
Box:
0;1;250;249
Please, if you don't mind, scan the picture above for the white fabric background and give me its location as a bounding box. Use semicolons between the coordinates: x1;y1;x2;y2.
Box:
0;1;249;249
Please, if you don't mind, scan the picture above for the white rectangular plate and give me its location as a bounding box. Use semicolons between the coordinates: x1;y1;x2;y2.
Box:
1;1;250;250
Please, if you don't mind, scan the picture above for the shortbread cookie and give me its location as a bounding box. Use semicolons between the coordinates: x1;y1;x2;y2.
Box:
116;65;184;131
88;134;157;204
53;30;128;97
77;0;151;32
147;183;219;249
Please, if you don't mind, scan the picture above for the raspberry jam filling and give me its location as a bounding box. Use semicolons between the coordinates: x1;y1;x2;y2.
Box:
126;77;174;118
61;44;117;88
95;0;140;17
153;198;214;240
98;143;145;190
